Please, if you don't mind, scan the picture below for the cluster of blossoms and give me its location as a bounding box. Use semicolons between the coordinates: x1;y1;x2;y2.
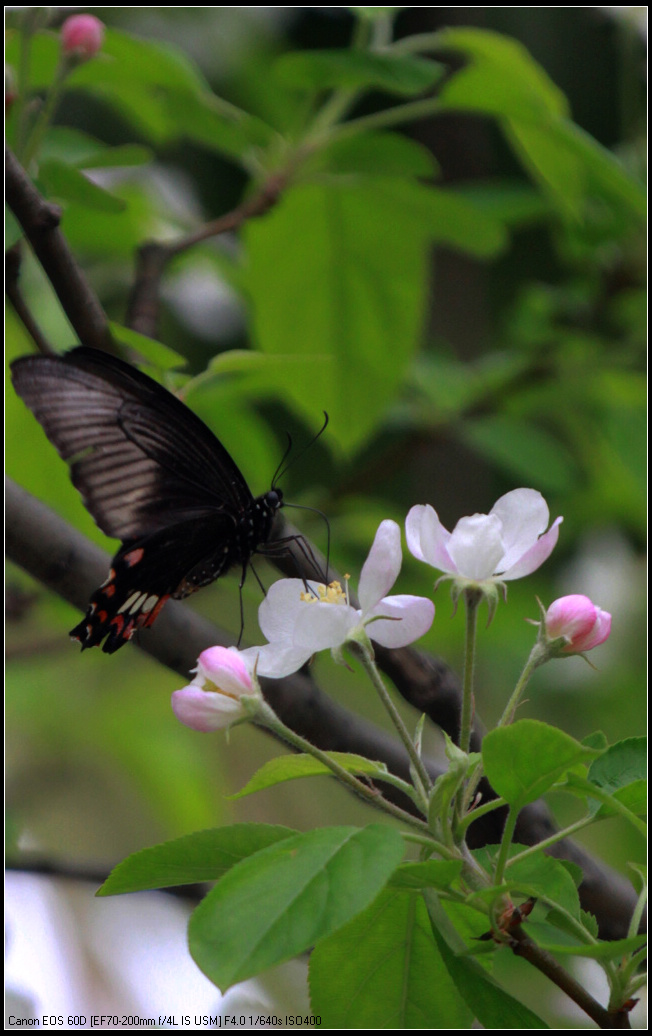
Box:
172;488;612;733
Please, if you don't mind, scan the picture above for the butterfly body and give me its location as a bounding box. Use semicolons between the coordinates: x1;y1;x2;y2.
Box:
11;347;284;653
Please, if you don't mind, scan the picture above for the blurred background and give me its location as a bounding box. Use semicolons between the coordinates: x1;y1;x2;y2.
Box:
6;6;646;1027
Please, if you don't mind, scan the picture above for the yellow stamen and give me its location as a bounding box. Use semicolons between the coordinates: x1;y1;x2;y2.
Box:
300;580;348;605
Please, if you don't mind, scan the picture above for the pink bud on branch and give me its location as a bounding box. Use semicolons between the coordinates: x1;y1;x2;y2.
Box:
60;14;105;62
545;595;612;654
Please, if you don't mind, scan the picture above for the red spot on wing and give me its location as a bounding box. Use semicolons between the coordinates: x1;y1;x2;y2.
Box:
123;548;144;567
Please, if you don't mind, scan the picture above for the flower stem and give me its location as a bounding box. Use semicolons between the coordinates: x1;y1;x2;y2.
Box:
459;588;481;754
497;643;546;728
347;639;433;805
254;699;432;836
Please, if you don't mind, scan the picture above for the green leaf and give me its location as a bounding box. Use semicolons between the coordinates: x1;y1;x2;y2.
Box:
243;180;427;454
388;860;463;891
68;27;274;154
97;824;299;895
41;127;152;169
189;824;405;989
243;178;504;454
5;205;22;249
274;50;445;96
424;890;549;1028
350;7;407;20
436;27;568;120
459;415;576;492
109;322;188;370
482;721;599;809
536;934;647;961
317;130;439;178
587;737;647;818
229;752;387;799
78;144;153;170
499;848;581;919
309;889;472;1028
38;160;126;213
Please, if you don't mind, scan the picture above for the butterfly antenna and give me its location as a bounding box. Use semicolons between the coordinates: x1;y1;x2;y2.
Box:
272;412;329;489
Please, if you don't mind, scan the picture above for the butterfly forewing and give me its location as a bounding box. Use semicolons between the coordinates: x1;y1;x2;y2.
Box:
11;347;283;652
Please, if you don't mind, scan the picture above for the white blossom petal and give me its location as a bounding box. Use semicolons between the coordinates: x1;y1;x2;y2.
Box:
491;489;549;572
358;519;402;613
241;642;313;680
257;579;311;642
447;514;504;579
501;517;563;580
294;600;359;651
405;504;455;572
365;594;435;648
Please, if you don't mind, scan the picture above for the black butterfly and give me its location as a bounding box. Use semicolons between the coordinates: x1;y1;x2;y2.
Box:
11;347;292;654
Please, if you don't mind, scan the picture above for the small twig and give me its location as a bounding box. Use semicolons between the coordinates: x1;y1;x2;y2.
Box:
509;927;631;1029
126;172;288;338
5;242;57;354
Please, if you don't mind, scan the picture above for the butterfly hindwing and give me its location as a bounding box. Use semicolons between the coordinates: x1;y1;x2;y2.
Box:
11;347;284;652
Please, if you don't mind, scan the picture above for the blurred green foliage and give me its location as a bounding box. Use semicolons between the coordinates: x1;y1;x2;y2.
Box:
6;7;645;909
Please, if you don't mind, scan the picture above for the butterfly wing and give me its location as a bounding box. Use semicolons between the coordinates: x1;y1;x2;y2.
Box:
11;347;282;652
10;346;254;541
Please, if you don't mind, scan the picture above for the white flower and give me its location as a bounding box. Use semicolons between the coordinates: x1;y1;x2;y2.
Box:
406;489;563;583
241;520;435;679
171;646;258;732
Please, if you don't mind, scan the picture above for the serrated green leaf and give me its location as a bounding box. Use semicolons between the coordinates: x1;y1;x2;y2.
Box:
309;889;472;1028
474;845;581;920
275;49;444;96
229;752;387;799
587;737;647;819
389;860;463;890
424;890;549;1028
482;721;599;809
98;824;298;895
38;160;126;213
189;824;405;989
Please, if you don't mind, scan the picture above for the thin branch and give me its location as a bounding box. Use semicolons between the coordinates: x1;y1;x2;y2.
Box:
509;927;632;1030
5;147;117;354
126;172;288;338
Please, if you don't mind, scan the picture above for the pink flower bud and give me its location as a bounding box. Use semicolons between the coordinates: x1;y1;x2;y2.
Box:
545;595;612;654
60;14;105;62
171;646;257;732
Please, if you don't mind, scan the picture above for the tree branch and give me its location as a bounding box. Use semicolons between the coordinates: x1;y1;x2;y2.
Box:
5;146;117;354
